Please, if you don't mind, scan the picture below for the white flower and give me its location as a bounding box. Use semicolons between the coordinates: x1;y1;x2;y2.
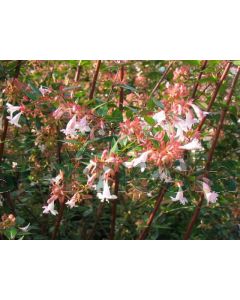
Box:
202;182;218;204
6;103;21;118
19;223;30;232
75;116;91;134
42;201;58;215
7;112;22;127
97;180;117;203
66;193;78;209
190;103;209;121
123;151;151;172
12;162;18;169
61;115;91;136
153;110;166;124
180;138;203;151
61;115;77;136
171;187;188;205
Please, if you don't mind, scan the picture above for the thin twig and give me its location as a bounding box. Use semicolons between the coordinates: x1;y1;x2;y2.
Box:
0;60;22;163
89;60;101;100
74;60;82;82
184;66;240;240
197;61;232;131
138;186;167;240
109;65;125;240
191;60;208;99
149;61;173;98
52;201;65;240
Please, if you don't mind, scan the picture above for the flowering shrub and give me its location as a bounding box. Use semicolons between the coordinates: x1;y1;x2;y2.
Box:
0;60;240;239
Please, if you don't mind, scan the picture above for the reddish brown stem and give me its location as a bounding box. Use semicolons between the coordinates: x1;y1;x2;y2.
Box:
0;61;22;163
184;67;240;240
149;61;173;98
89;60;101;100
197;61;232;131
52;202;65;240
74;61;81;82
109;65;125;240
109;171;120;240
191;60;208;99
138;186;167;240
119;65;124;111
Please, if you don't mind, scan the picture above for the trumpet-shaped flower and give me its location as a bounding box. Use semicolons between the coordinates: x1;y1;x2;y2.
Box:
170;187;188;205
97;180;117;202
66;193;79;208
202;182;218;204
7;112;22;128
179;138;203;151
42;201;58;215
61;115;91;136
190;103;209;121
75;116;91;134
6;103;21;118
123;151;151;172
61;115;77;136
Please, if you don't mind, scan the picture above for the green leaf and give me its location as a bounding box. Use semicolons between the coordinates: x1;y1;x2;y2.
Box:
106;109;123;123
4;227;18;240
143;115;156;126
233;61;240;66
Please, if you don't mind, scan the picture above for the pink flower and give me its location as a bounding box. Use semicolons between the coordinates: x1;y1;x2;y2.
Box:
179;138;203;151
61;115;91;136
97;180;117;202
61;115;77;136
171;187;188;205
202;182;218;204
75;116;91;134
42;201;58;215
66;193;78;208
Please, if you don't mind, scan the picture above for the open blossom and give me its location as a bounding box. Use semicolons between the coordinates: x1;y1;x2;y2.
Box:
6;103;21;118
42;201;58;215
61;115;90;136
6;103;24;128
66;193;79;208
179;138;203;151
123;151;151;172
190;103;209;121
170;186;188;205
7;112;22;127
75;116;91;133
97;180;117;202
202;182;218;204
153;110;166;125
19;223;30;232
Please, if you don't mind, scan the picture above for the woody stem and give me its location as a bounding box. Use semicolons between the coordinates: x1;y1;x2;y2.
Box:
109;65;124;240
89;60;101;100
184;66;240;240
138;186;167;240
0;60;22;163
